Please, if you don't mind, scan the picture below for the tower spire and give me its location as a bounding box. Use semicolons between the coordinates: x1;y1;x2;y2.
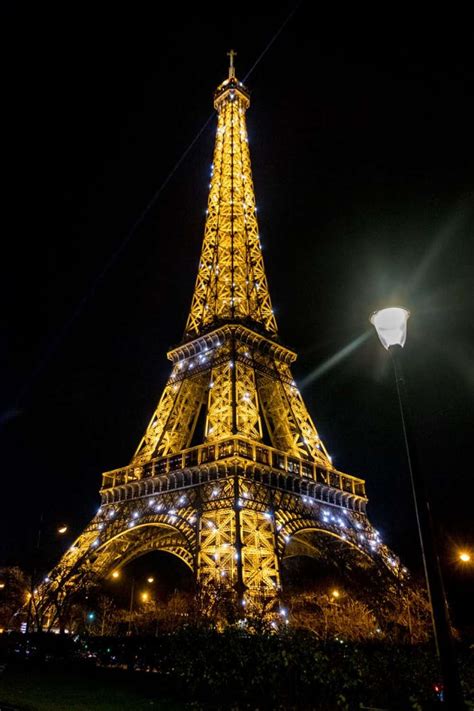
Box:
227;48;237;78
185;61;277;339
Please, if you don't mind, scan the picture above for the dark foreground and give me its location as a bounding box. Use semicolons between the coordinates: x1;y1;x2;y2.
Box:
0;630;472;710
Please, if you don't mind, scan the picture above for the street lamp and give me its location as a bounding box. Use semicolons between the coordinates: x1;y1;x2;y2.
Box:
111;572;155;635
25;516;70;634
458;551;471;564
370;307;464;708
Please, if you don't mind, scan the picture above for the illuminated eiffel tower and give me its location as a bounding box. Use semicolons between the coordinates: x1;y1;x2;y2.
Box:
43;53;402;614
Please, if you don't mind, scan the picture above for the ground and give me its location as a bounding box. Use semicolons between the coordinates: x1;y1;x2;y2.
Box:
0;665;179;711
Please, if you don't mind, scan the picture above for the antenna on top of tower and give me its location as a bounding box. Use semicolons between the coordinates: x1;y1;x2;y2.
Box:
227;48;237;78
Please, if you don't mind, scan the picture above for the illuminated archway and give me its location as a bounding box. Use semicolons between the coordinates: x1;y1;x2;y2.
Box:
89;522;195;578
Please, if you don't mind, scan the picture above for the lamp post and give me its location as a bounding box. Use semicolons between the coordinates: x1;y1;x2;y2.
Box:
127;577;136;636
25;515;69;634
370;307;464;708
111;571;154;636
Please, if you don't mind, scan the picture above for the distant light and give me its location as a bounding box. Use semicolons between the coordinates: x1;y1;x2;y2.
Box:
459;551;471;563
370;307;410;350
147;577;154;583
331;589;340;599
58;525;68;534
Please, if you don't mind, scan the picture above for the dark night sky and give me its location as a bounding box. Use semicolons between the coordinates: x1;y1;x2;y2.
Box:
1;6;473;623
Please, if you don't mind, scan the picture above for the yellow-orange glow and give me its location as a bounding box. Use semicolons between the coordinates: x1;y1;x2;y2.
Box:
459;551;471;563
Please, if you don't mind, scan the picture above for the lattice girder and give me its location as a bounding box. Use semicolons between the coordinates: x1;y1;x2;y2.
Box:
133;369;209;465
185;77;277;338
131;323;331;470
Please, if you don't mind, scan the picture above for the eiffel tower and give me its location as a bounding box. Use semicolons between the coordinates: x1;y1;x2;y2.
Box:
43;53;402;614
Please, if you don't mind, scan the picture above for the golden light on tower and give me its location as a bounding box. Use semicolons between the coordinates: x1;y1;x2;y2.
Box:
38;52;404;621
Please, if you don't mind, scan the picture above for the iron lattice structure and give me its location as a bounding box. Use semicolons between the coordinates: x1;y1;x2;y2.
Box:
42;58;403;612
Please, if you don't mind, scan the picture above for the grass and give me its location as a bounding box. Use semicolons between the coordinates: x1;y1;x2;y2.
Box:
0;665;184;711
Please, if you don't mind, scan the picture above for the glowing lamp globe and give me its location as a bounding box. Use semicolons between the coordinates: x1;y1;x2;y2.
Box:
370;307;410;350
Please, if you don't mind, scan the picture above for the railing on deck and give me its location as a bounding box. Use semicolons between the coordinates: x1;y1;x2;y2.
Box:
101;436;366;498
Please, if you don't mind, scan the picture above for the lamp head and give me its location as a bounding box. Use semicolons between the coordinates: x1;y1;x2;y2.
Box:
370;307;410;350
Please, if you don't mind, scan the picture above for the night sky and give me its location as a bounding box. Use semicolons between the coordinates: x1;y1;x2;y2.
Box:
1;6;473;625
